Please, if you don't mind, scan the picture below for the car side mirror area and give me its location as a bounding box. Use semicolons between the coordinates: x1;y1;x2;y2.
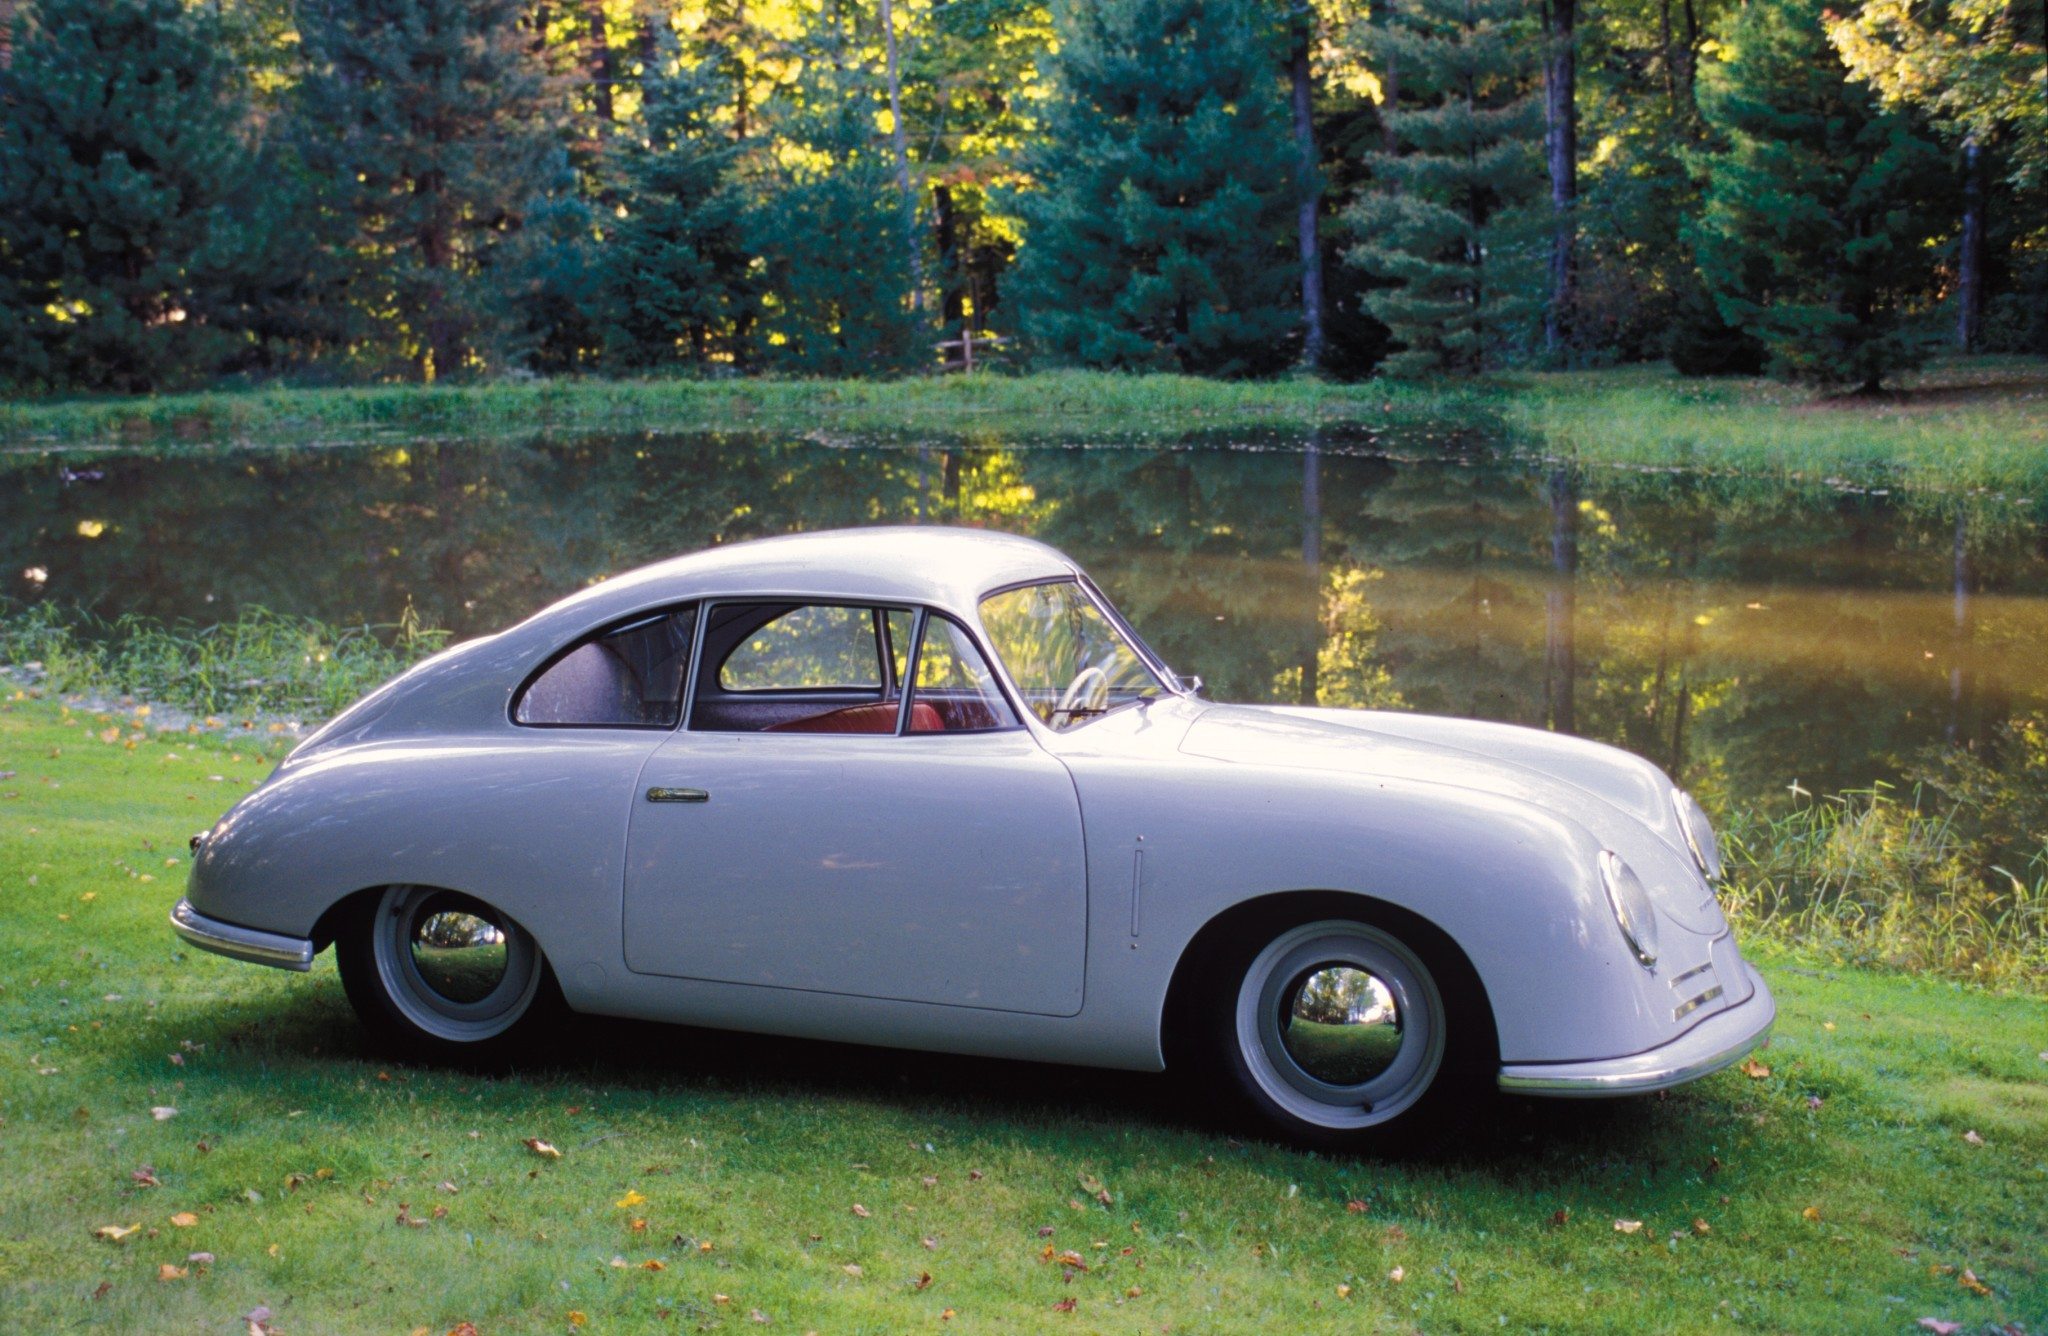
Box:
1177;674;1206;698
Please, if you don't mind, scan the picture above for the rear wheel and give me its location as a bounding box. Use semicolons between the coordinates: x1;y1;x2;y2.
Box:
1201;916;1483;1151
337;885;563;1064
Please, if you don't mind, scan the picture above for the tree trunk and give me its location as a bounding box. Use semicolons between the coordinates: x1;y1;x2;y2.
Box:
1380;50;1399;156
585;0;614;128
1957;137;1985;352
1543;464;1578;734
1947;502;1971;743
1289;3;1326;372
933;183;967;333
734;0;749;139
1542;0;1577;357
1299;436;1323;706
878;0;925;316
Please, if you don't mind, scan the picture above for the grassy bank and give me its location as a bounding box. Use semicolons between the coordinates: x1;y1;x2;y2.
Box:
1514;359;2048;495
0;370;1503;451
1;697;2043;1333
5;358;2046;492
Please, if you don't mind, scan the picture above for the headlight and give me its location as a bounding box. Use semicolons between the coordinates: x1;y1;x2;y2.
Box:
1598;850;1659;968
1671;789;1723;881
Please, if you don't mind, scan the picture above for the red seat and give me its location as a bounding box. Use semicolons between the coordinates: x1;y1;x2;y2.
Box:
765;701;942;734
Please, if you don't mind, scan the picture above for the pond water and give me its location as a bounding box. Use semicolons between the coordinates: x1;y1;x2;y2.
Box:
7;430;2046;807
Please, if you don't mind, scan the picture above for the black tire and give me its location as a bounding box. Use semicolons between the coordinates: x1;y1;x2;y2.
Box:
336;885;567;1066
1194;912;1494;1153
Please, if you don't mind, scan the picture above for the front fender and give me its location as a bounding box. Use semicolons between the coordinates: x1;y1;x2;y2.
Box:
1064;754;1719;1068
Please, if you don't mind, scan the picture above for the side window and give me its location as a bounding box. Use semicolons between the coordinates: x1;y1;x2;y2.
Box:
720;605;881;691
908;616;1020;733
515;606;697;728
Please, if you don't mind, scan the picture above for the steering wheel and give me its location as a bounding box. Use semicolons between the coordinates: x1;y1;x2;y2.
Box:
1053;664;1110;724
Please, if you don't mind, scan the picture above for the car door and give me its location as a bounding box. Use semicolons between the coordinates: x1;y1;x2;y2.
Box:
621;601;1089;1017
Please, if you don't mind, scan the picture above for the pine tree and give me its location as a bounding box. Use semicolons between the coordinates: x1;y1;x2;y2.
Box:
599;44;756;370
1690;0;1948;390
749;59;921;375
0;0;264;390
1343;0;1545;376
293;0;561;380
1010;0;1298;376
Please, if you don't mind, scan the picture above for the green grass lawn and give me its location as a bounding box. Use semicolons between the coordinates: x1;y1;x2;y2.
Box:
5;358;2046;493
3;697;2043;1334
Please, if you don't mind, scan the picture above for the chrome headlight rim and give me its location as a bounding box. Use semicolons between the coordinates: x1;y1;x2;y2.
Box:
1597;850;1660;969
1670;789;1723;882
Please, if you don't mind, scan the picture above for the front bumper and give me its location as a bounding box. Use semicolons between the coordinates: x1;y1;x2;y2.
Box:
171;898;315;972
1496;962;1775;1096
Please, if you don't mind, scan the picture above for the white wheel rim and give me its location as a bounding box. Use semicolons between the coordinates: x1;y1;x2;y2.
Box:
1234;920;1446;1131
371;885;541;1043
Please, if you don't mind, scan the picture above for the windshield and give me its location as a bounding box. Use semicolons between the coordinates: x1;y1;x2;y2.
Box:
978;580;1167;730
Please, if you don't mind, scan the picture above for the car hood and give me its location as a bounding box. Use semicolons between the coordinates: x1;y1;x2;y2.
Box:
1177;704;1724;933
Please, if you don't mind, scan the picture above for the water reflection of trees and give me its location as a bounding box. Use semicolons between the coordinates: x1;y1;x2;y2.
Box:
7;437;2046;808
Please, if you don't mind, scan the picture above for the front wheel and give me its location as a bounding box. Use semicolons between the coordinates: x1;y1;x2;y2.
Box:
1202;917;1483;1151
337;885;564;1064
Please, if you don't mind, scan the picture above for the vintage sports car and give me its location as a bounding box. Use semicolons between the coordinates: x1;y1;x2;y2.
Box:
175;527;1774;1148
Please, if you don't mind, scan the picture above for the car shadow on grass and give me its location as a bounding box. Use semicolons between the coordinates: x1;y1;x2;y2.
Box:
161;981;1741;1178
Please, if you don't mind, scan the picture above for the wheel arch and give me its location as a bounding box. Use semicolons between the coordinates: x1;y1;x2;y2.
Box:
1158;890;1500;1077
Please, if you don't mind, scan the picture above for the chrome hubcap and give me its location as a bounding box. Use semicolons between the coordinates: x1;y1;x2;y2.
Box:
1236;921;1444;1130
1279;965;1404;1087
372;886;540;1043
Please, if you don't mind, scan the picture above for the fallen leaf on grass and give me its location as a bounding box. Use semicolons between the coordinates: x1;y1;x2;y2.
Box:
1802;1206;1822;1222
1692;1218;1711;1235
1739;1059;1771;1079
1388;1266;1405;1283
615;1189;646;1208
1962;1130;1984;1146
1336;1283;1352;1299
187;1251;214;1265
242;1305;273;1335
523;1138;561;1159
1959;1269;1992;1296
445;1325;479;1336
851;1203;871;1218
1052;1298;1077;1313
94;1224;141;1242
567;1312;587;1327
842;1263;863;1277
1917;1321;1962;1334
749;1310;768;1325
157;1263;187;1281
1613;1219;1643;1234
913;1272;933;1292
151;1106;178;1121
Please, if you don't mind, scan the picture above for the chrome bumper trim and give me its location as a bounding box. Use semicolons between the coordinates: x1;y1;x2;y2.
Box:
170;898;315;972
1496;963;1775;1096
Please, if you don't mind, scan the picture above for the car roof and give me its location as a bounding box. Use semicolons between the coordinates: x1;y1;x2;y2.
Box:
519;526;1080;639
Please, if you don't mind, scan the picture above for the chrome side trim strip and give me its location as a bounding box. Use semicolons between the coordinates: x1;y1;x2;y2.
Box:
170;898;315;972
1672;984;1724;1022
1669;961;1714;989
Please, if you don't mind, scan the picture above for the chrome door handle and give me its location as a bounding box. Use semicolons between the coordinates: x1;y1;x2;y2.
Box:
646;787;709;804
